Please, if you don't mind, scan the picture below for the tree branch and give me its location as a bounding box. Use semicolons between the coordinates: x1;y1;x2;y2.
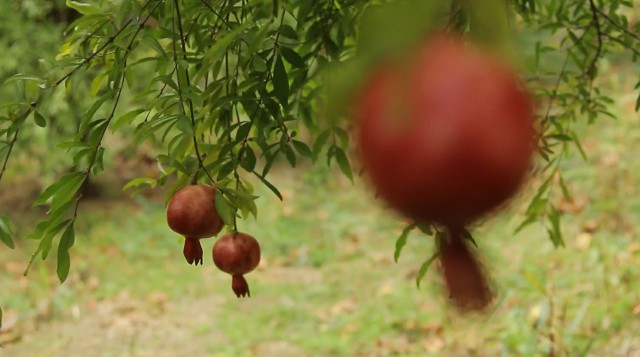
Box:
594;6;640;42
0;129;20;184
172;0;216;184
587;0;604;78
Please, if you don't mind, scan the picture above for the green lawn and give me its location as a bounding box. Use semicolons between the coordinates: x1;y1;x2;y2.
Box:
1;96;639;356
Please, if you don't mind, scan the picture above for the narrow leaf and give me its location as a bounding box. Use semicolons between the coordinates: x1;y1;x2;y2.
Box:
394;223;416;262
33;172;84;206
252;171;282;200
280;47;305;68
56;222;76;283
272;55;289;107
334;147;353;182
33;111;46;127
49;174;85;212
66;0;101;15
292;140;312;158
215;192;235;227
416;253;439;288
0;215;15;249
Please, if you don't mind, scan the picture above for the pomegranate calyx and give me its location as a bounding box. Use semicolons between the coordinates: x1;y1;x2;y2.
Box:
231;275;250;298
438;228;493;311
183;237;204;265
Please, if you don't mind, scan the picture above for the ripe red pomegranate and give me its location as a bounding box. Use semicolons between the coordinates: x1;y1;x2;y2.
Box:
167;184;224;265
212;232;261;298
355;34;536;227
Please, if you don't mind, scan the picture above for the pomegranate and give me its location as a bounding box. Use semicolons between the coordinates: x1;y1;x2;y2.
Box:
355;34;536;311
354;34;536;227
167;184;224;265
212;232;261;298
438;228;493;310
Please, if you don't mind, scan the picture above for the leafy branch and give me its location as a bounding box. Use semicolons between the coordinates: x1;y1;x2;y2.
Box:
171;0;215;184
22;0;163;282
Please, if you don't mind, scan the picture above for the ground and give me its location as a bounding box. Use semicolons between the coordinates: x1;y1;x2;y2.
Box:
1;93;640;356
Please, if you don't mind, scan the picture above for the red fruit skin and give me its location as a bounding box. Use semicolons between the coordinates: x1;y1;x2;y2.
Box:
355;34;536;227
212;232;261;275
212;232;261;298
167;184;224;239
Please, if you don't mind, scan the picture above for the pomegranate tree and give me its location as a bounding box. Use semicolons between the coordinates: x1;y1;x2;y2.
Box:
212;232;261;298
167;184;224;265
355;34;536;310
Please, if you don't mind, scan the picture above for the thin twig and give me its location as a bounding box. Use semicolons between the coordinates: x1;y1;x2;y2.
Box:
54;0;155;87
0;129;20;184
587;0;604;79
594;7;640;42
72;0;164;219
172;0;216;184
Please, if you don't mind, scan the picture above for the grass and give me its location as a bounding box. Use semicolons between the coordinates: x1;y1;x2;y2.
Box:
1;94;639;356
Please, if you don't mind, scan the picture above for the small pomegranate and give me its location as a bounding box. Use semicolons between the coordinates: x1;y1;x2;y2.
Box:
167;184;224;265
355;33;536;227
212;232;261;298
438;228;493;310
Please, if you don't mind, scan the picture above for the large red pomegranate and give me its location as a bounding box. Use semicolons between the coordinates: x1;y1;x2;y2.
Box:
167;184;224;265
355;34;536;227
212;232;261;298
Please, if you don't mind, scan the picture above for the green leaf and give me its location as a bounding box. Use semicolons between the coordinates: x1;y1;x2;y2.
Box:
0;215;15;249
333;147;353;182
66;0;102;15
417;223;433;235
283;144;296;167
279;24;298;40
176;115;194;137
459;229;478;248
3;74;42;85
292;140;312;158
548;206;564;247
312;129;332;161
90;72;107;97
113;108;146;130
49;174;85;212
252;171;282;201
56;222;76;283
240;147;257;172
123;177;157;191
514;216;537;234
272;55;289;107
215;192;235;227
394;224;416;262
280;47;305;68
416;253;439;288
33;111;46;128
33;172;85;207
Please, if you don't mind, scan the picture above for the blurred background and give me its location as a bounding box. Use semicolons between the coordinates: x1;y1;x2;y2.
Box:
1;0;639;356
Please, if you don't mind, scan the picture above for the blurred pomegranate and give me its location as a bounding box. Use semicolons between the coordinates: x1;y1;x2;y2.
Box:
355;34;536;227
167;184;224;265
212;232;261;298
355;34;536;310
